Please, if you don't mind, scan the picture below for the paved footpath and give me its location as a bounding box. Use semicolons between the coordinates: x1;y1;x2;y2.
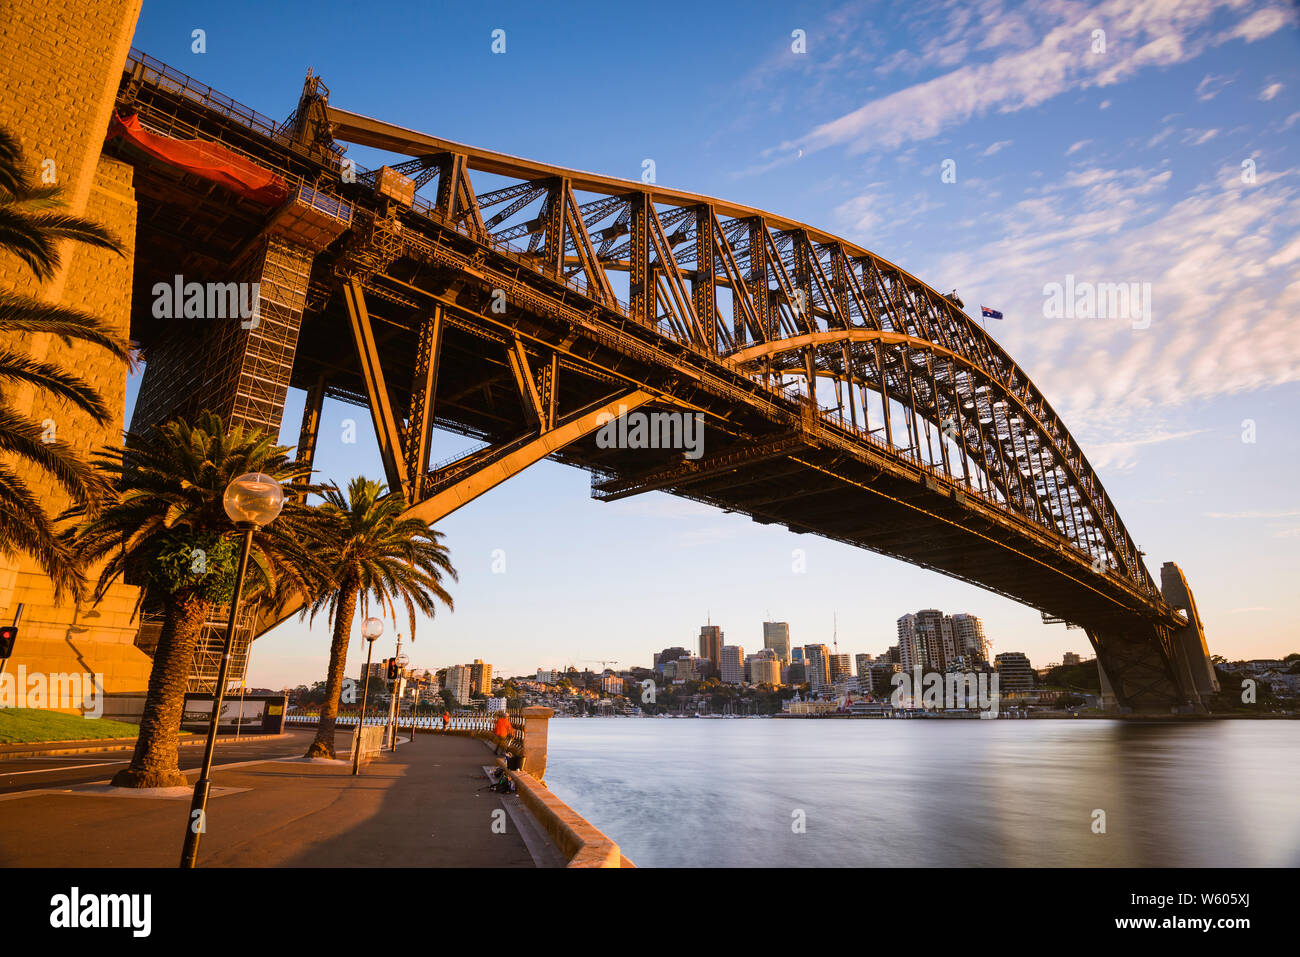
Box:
0;730;564;867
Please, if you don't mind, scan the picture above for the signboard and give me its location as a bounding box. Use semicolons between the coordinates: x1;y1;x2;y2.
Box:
181;693;288;734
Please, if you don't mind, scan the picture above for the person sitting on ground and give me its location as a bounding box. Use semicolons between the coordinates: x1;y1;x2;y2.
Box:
493;710;514;756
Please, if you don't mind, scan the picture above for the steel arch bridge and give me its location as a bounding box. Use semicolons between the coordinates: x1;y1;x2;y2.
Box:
111;51;1218;713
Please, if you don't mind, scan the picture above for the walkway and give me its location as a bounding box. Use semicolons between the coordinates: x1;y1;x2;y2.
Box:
0;730;564;867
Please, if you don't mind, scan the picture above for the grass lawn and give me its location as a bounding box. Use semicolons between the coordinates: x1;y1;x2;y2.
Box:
0;708;143;744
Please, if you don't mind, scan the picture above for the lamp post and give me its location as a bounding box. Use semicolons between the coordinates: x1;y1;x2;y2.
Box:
180;471;284;869
353;616;384;775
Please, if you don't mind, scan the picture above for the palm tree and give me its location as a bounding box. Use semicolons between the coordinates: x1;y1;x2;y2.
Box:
66;411;332;787
304;477;456;759
0;125;129;599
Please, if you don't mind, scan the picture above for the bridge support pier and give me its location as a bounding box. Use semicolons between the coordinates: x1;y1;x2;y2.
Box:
1161;562;1220;706
1089;564;1217;714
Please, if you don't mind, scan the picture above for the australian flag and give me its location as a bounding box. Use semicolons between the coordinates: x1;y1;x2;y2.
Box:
981;306;1003;320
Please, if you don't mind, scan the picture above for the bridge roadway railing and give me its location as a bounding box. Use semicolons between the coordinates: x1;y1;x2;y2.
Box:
286;708;526;755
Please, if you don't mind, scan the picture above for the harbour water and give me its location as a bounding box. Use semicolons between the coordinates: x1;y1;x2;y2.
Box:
544;718;1300;867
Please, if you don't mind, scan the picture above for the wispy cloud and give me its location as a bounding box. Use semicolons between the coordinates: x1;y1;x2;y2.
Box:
782;0;1294;157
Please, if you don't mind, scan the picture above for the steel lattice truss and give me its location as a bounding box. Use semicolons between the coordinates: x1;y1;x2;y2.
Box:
326;106;1152;600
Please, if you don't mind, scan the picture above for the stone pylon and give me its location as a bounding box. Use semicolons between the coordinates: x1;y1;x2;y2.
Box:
0;1;152;707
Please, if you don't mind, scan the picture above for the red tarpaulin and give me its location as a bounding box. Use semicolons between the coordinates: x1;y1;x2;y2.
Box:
108;113;290;205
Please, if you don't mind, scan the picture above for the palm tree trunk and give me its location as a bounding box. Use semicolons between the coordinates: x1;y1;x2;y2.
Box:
111;592;211;788
304;584;358;758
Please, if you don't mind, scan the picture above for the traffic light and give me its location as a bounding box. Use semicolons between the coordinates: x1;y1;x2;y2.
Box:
387;658;399;681
0;625;16;658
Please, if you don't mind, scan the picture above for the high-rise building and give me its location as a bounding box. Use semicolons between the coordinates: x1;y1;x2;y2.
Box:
952;613;990;663
655;647;690;673
444;665;471;704
720;645;745;684
470;659;493;696
747;649;781;686
995;652;1035;691
536;668;559;684
897;615;925;671
804;644;832;693
674;655;703;683
830;653;851;682
1062;651;1082;667
791;647;807;665
916;609;956;671
854;653;874;678
763;622;791;664
699;625;723;667
868;661;902;696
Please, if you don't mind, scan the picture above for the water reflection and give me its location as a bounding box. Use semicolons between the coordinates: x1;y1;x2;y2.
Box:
543;719;1300;867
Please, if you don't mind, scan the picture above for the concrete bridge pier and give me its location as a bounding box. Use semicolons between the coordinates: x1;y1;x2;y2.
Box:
1161;561;1220;707
1090;562;1218;714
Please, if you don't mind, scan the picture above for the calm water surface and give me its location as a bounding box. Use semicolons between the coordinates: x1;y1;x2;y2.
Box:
544;718;1300;867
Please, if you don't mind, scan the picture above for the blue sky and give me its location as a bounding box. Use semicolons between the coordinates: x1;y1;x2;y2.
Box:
125;0;1300;687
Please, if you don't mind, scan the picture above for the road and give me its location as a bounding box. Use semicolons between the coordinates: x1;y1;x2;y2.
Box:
0;730;317;794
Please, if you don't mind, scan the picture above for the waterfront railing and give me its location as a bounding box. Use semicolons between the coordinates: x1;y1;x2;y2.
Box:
286;708;526;756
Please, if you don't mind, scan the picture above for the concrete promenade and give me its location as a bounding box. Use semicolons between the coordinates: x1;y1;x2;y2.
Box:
0;730;566;867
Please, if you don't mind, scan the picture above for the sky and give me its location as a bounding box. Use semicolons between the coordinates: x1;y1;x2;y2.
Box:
123;0;1300;687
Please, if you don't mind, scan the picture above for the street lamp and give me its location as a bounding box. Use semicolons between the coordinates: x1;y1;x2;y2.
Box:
180;472;284;869
353;616;384;775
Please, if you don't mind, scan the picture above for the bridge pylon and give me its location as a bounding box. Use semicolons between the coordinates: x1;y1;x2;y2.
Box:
1089;562;1218;714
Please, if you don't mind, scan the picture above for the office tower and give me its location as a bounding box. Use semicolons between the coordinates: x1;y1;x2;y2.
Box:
747;649;781;686
804;644;832;693
763;622;792;664
830;653;851;682
791;647;807;665
855;653;874;678
674;655;701;683
994;652;1035;691
720;645;745;684
444;665;472;704
699;625;723;667
470;659;493;696
952;613;990;663
1062;651;1081;667
655;646;690;673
